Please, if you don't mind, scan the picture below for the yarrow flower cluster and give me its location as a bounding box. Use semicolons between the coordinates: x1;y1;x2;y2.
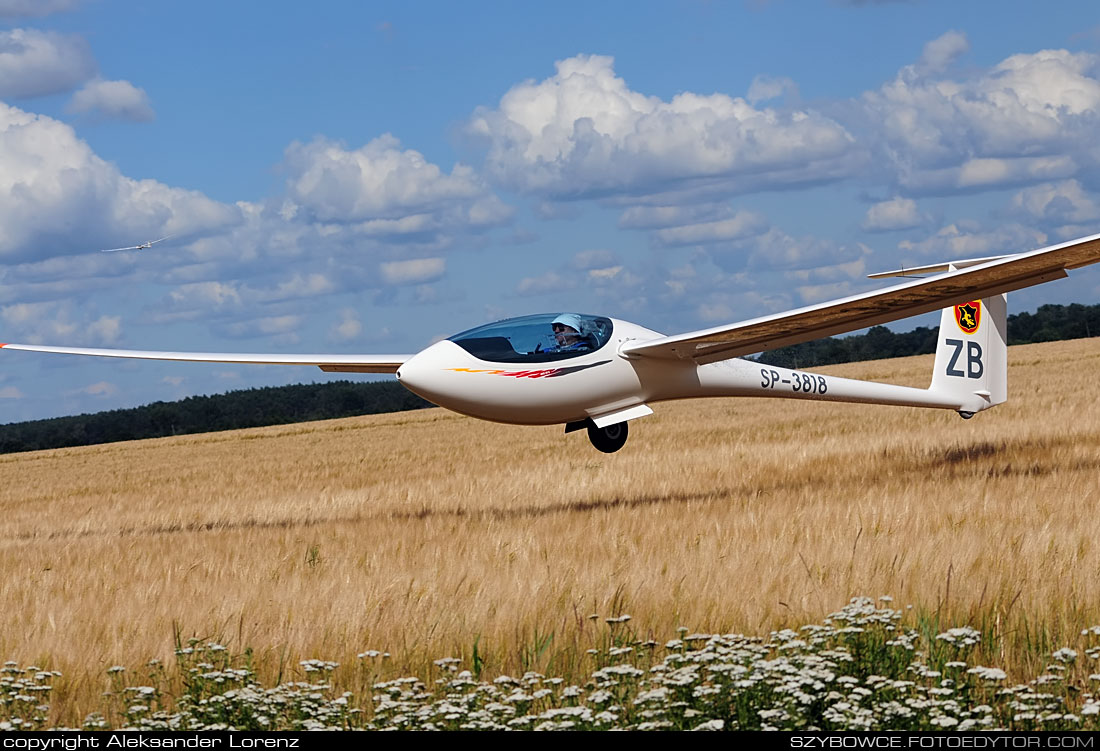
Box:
6;601;1100;731
0;662;59;731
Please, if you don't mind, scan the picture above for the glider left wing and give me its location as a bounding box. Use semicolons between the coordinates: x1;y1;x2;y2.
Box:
622;232;1100;365
0;343;409;374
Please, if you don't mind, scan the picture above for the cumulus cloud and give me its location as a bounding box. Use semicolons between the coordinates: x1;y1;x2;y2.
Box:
618;203;731;230
0;102;240;263
0;300;122;344
282;134;511;231
153;272;346;325
653;211;769;247
862;196;925;231
0;385;24;399
1011;180;1100;226
862;35;1100;195
570;249;619;270
67;78;154;122
741;228;870;272
0;28;94;98
916;29;969;74
219;315;302;341
515;270;575;296
618;203;772;250
379;257;445;286
68;381;118;398
897;222;1047;260
329;308;362;343
747;74;798;104
469;54;859;200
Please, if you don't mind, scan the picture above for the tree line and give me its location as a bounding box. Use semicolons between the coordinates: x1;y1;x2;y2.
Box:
0;380;430;454
1;303;1095;454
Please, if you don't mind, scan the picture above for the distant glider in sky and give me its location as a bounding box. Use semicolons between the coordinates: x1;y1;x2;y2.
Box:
5;234;1100;452
99;235;174;253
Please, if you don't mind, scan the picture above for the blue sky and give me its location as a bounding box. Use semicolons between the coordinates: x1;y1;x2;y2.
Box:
2;0;1099;422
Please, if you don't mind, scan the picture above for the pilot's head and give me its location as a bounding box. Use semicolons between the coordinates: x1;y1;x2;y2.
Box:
551;313;584;346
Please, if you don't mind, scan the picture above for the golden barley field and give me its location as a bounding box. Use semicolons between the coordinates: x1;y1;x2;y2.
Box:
1;338;1098;723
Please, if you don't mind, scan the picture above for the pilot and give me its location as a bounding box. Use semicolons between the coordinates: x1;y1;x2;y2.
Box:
549;313;592;352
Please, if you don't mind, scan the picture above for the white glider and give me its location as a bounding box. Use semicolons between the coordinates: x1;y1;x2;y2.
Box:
99;235;174;253
4;233;1100;452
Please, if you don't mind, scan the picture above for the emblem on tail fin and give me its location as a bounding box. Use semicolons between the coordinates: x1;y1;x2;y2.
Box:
954;301;981;334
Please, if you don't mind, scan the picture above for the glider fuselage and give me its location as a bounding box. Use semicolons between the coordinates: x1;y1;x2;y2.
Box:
395;315;978;426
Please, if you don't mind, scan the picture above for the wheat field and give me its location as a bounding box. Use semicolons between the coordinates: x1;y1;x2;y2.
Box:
1;338;1098;723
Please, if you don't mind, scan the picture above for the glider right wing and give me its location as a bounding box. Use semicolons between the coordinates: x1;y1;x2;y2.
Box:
621;232;1100;365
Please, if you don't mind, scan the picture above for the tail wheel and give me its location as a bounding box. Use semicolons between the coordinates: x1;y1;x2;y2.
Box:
588;421;628;453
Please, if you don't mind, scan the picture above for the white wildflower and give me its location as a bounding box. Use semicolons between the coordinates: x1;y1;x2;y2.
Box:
967;666;1007;681
1052;648;1077;664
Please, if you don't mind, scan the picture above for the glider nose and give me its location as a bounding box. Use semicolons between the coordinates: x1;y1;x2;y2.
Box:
395;356;415;386
394;344;436;397
396;340;462;409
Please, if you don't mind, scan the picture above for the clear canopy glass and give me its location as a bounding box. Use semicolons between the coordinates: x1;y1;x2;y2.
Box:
448;313;614;363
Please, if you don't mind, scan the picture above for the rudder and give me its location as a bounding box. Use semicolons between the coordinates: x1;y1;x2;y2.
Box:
929;293;1007;415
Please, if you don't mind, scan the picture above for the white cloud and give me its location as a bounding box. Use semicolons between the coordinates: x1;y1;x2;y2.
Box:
0;385;24;399
696;300;735;323
917;30;969;74
654;211;769;247
862;197;924;231
86;315;121;344
897;223;1047;260
379;257;445;286
67;78;154;122
0;300;121;344
166;282;243;315
64;381;118;399
747;74;798;104
220;315;302;340
329;308;362;343
570;249;618;270
745;229;869;272
0;102;240;263
470;54;858;200
618;203;730;230
586;266;624;283
0;28;94;98
1011;180;1100;225
283;134;509;231
794;281;861;305
153;272;342;325
256;273;335;303
862;37;1100;194
516;270;575;296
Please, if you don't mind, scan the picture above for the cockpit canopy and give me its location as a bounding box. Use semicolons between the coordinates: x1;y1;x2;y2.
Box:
448;313;614;363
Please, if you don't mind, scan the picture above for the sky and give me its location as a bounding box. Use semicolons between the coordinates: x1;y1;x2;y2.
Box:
2;0;1100;422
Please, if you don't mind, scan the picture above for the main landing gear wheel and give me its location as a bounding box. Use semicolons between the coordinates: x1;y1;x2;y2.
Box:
588;421;628;453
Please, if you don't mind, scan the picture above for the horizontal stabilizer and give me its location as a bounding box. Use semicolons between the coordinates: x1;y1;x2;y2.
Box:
867;255;1011;279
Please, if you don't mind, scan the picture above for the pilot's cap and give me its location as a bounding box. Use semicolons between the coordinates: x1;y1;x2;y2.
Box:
551;313;584;333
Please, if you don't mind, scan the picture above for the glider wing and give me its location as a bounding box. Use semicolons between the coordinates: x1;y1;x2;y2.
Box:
0;343;409;374
621;233;1100;365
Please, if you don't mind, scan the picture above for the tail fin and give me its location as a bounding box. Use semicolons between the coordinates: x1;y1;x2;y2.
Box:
929;293;1008;416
